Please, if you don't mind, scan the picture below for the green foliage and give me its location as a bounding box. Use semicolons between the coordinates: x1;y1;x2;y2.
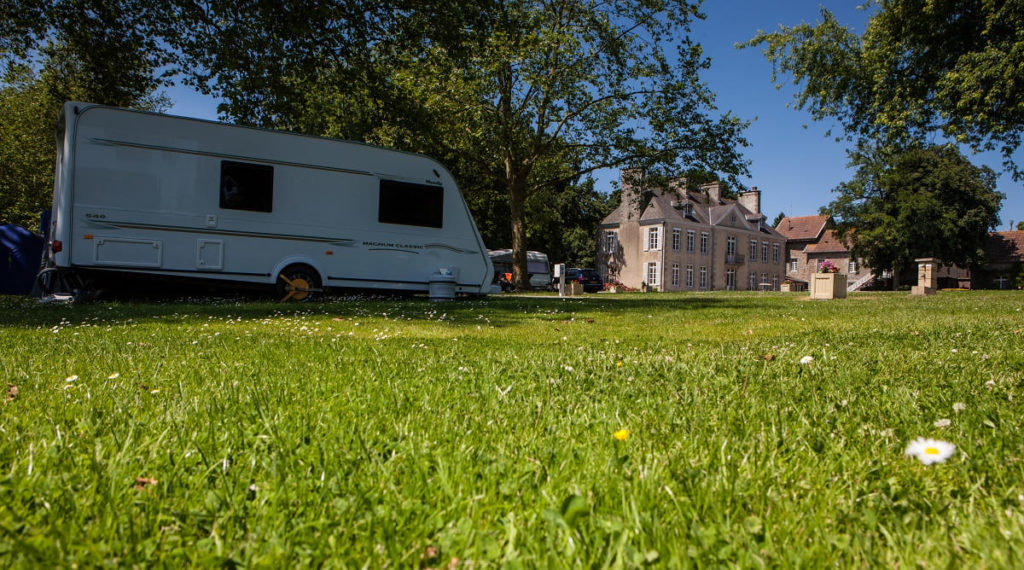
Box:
745;1;1024;179
827;144;1004;285
161;0;405;134
0;67;54;228
1;291;1024;566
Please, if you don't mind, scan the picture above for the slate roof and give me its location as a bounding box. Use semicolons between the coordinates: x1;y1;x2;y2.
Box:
775;215;830;241
804;229;851;254
601;187;783;237
986;231;1024;264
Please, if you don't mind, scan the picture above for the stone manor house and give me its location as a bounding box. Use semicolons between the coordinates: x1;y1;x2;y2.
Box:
597;171;787;291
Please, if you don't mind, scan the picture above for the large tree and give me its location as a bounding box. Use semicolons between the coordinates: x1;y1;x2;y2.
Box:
827;144;1004;288
745;0;1024;179
407;0;748;288
168;0;749;290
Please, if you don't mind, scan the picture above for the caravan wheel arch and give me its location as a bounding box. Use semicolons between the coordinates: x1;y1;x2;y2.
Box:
271;257;326;286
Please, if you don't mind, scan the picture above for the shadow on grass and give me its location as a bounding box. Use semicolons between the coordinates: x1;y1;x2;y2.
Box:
0;289;787;330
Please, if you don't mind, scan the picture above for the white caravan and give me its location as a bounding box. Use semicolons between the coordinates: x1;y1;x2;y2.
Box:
487;249;551;290
40;102;495;299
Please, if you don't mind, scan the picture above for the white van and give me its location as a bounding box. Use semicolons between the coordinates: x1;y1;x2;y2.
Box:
39;102;495;299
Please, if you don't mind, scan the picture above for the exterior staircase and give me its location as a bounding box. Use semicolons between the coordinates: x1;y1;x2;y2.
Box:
847;272;875;292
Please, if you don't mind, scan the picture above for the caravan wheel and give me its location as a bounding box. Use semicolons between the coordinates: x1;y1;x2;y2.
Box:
276;264;322;302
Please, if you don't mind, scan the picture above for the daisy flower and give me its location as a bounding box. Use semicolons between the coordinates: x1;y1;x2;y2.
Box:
905;438;956;465
799;356;814;365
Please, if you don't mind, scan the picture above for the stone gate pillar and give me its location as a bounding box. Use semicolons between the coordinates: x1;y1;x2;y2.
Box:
911;257;939;296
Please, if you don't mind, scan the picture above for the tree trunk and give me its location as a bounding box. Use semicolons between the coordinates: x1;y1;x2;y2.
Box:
508;172;529;291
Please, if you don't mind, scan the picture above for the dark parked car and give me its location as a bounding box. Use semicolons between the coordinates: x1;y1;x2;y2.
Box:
561;267;603;293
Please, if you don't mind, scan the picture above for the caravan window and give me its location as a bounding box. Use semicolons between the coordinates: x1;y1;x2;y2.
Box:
220;161;273;212
527;261;548;274
379;180;444;228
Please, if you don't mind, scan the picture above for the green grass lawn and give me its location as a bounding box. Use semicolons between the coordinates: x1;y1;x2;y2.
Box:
1;290;1023;567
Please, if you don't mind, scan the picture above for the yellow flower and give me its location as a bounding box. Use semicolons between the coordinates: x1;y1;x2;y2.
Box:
613;429;629;441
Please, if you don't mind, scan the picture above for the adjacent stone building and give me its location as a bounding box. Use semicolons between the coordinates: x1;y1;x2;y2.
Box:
775;215;875;291
597;171;786;291
978;230;1024;289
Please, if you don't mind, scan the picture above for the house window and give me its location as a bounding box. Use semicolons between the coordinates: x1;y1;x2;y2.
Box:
646;226;661;251
686;265;694;288
220;161;273;212
790;258;798;272
749;239;758;259
849;260;858;274
646;262;659;286
686;230;695;253
699;266;708;289
671;263;680;286
605;231;618;254
672;228;681;251
726;269;736;290
772;244;780;264
761;272;768;288
700;232;709;255
379;180;444;228
749;271;757;290
727;236;736;257
761;242;768;263
772;274;779;290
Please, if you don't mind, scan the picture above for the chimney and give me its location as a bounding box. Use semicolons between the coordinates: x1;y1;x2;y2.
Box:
668;176;687;199
621;168;645;212
738;186;761;215
700;181;721;204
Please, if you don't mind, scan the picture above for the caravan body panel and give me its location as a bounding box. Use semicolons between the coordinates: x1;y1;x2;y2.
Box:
46;102;493;295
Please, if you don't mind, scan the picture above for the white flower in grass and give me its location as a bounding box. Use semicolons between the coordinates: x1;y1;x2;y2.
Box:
905;438;956;465
799;356;814;365
953;402;966;413
108;373;120;379
933;418;951;428
64;375;78;383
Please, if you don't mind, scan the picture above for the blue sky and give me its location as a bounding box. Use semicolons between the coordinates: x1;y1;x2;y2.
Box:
166;0;1024;229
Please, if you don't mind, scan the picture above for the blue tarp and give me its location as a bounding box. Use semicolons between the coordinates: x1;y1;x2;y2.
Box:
1;224;44;295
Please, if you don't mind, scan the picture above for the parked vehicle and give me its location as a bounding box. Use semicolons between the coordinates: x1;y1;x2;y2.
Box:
487;249;551;290
561;267;603;293
38;102;495;300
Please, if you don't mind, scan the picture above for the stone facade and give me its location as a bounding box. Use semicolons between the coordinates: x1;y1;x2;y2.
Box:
597;171;786;291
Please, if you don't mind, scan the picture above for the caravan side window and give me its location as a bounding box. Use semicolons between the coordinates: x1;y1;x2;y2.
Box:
220;161;273;212
379;180;444;228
